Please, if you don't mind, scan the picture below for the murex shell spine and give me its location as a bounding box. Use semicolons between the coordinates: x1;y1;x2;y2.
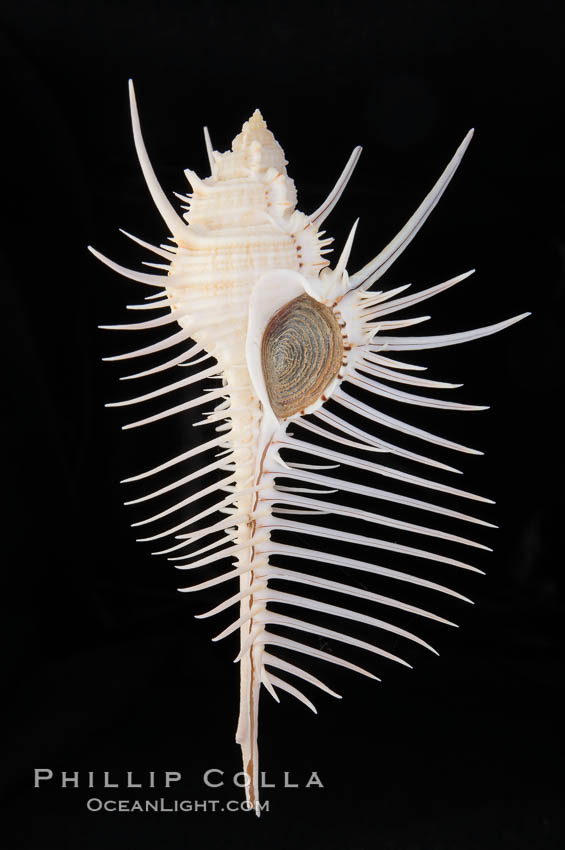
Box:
90;81;528;815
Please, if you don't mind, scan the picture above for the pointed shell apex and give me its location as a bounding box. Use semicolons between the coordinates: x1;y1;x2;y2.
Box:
213;109;288;179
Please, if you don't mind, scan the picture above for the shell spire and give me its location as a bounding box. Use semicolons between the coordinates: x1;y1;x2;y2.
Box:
92;85;529;815
215;109;289;180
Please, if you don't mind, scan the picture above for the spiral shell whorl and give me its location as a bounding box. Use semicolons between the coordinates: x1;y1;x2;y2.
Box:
261;293;343;419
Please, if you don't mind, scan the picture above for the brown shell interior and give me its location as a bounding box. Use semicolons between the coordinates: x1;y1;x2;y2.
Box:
261;293;343;420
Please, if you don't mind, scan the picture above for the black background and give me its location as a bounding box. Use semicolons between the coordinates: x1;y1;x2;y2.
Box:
1;1;563;848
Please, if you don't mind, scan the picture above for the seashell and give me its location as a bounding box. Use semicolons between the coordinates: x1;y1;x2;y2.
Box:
90;81;529;815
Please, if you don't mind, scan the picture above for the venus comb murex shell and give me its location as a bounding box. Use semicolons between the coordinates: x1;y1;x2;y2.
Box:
89;80;529;815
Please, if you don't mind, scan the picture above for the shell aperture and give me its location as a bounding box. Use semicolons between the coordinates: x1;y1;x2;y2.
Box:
261;294;344;419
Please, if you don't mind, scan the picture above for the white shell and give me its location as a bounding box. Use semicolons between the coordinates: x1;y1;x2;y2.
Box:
90;81;529;815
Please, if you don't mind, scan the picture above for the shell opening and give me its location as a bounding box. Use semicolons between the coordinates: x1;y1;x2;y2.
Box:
261;293;343;420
